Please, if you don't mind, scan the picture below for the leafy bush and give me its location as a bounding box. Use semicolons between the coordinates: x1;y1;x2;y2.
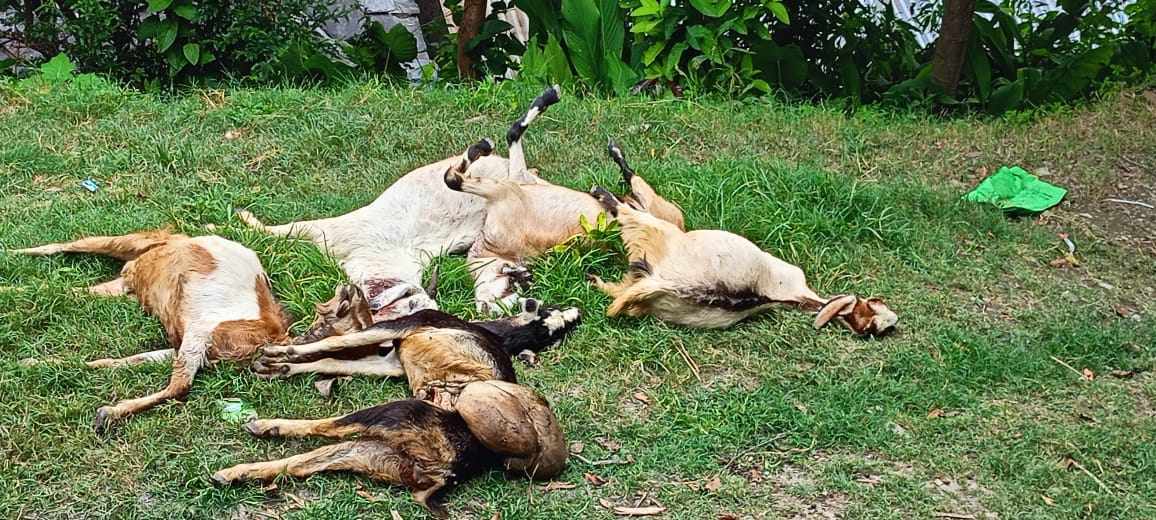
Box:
0;0;350;84
515;0;638;94
624;0;789;96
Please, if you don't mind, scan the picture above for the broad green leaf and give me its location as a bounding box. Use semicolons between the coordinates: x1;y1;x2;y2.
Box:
604;53;639;96
544;34;574;83
579;213;593;233
688;0;731;18
663;42;688;78
182;43;200;65
642;41;665;66
147;0;174;12
199;49;216;65
157;18;179;53
599;0;625;59
520;37;547;79
686;25;714;51
40;54;75;84
988;79;1024;114
165;48;188;74
769;1;789;24
751;41;806;89
630;19;659;33
467;19;515;51
173;4;199;20
138;16;161;39
381;23;419;62
631;4;660;16
562;0;602;82
968;40;992;100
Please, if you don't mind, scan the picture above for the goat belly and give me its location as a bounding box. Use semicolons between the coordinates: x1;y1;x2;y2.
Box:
456;380;567;479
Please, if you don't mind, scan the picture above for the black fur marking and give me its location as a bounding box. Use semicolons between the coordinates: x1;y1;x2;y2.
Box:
533;85;561;110
589;186;620;215
607;139;635;184
628;259;652;276
506;116;528;146
474;308;581;357
336;399;446;428
467;139;493;162
444;168;463;191
683;284;772;312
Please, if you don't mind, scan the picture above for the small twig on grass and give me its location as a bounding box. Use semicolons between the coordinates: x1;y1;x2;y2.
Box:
1050;356;1086;380
721;433;788;471
931;513;976;519
673;340;703;384
1104;198;1154;209
1069;458;1114;495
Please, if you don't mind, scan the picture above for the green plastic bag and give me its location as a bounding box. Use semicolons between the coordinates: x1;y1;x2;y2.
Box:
963;166;1066;214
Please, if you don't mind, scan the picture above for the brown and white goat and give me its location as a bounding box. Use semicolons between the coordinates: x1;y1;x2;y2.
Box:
252;290;581;392
444;140;685;313
215;302;576;515
14;231;290;430
235;86;562;321
586;175;898;334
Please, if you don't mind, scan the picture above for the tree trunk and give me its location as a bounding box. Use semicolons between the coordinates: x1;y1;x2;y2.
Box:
457;0;485;79
930;0;977;95
415;0;446;47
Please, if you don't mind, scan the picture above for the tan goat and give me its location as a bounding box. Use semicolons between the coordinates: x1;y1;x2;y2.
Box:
587;178;898;333
15;231;290;431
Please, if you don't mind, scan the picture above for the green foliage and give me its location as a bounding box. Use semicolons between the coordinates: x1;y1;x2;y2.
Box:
0;0;350;84
625;0;788;96
516;0;638;94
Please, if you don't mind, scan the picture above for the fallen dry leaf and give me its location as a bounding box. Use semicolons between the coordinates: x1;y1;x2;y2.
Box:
315;377;336;397
585;473;608;487
224;129;243;140
1082;368;1095;381
599;498;616;509
1056;456;1077;471
541;481;577;492
1042;494;1055;506
931;514;975;519
261;483;279;493
633;392;651;405
717;515;739;520
856;474;883;486
1114;305;1138;319
569;441;585;454
704;476;722;492
356;489;383;502
927;408;945;419
1110;369;1136;379
391;510;403;520
596;437;622;452
746;468;763;483
614;506;666;516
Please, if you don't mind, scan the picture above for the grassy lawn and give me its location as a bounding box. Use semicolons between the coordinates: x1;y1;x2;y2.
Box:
1;77;1155;519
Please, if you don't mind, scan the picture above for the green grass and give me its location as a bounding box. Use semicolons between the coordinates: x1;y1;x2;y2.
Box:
2;77;1155;519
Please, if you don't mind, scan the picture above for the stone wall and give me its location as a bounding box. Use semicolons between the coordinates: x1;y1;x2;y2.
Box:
322;0;433;81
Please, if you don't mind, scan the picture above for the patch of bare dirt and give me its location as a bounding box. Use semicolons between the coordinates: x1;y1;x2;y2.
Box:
759;463;850;520
926;476;999;520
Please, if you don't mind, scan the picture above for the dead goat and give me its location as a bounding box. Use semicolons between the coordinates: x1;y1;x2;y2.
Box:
235;86;563;322
443;140;685;313
212;380;566;517
585;145;898;334
253;291;581;398
14;231;290;431
216;302;575;515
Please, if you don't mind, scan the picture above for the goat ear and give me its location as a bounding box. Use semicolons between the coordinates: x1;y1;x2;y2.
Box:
814;294;857;330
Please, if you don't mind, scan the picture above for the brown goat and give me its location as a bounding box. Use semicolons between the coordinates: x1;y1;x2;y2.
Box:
15;231;290;431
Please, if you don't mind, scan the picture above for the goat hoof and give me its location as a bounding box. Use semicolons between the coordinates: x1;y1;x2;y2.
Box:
589;186;620;214
585;273;602;284
243;420;279;438
210;471;234;487
93;407;117;434
443;169;464;191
